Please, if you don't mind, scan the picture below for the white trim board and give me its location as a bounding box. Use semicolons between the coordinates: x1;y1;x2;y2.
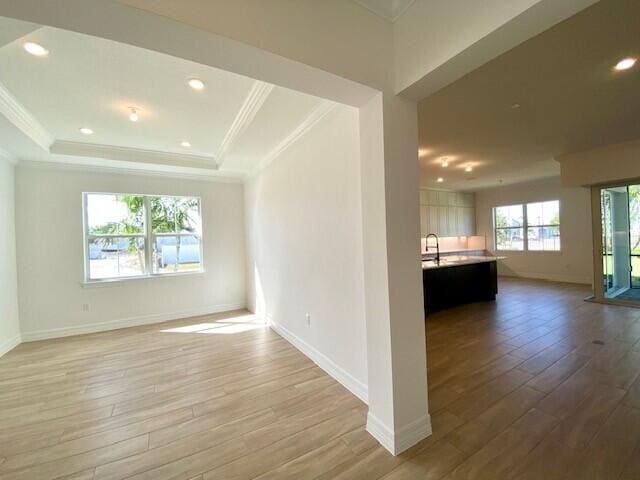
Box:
498;272;592;285
0;81;53;151
21;302;246;342
366;411;432;455
268;318;368;404
248;101;336;178
17;159;245;184
0;334;21;358
50;141;219;171
216;80;274;164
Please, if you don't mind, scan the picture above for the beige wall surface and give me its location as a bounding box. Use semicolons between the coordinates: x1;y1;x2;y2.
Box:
0;158;21;356
559;138;640;187
475;176;593;285
245;105;368;399
15;167;246;340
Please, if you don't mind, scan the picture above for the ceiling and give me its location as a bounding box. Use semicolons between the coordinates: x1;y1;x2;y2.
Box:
352;0;415;22
418;0;640;191
0;17;333;179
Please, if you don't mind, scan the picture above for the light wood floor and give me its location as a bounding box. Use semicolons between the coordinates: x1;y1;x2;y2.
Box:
1;278;640;479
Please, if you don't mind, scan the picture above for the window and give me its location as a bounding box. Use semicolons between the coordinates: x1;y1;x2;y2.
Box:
526;200;560;251
84;193;202;281
493;200;560;251
494;204;524;251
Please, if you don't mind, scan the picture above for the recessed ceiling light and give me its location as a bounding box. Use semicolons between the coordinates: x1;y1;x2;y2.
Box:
511;103;521;109
437;177;444;183
23;42;48;57
441;157;449;167
614;57;637;71
188;78;205;90
465;164;473;172
79;127;94;135
181;141;191;148
128;107;139;122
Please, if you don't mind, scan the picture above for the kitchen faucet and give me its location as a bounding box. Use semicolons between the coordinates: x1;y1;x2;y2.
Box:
425;233;440;264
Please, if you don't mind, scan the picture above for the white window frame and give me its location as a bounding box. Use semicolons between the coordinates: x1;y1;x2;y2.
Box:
83;192;204;283
493;200;561;252
493;204;525;252
525;200;561;252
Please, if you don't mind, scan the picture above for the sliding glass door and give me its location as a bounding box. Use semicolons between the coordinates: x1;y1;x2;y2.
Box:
629;185;640;288
601;187;630;298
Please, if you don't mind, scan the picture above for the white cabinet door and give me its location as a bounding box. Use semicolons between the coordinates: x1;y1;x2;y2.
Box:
420;206;429;236
456;208;465;235
428;206;438;234
463;208;475;235
437;206;448;235
463;193;474;207
419;190;430;206
429;190;440;205
447;206;456;235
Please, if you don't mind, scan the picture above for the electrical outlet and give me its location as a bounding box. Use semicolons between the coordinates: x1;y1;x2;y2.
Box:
82;303;89;312
305;313;311;325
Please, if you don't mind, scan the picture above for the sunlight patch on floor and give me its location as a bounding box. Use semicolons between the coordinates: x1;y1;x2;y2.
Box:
160;314;266;334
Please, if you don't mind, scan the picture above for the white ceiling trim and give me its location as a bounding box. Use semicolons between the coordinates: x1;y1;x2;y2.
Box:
215;80;274;165
0;146;17;164
352;0;416;22
0;81;54;151
17;158;244;183
249;101;336;178
50;140;219;171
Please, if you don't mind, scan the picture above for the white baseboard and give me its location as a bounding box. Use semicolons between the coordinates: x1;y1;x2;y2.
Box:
21;302;246;342
499;271;591;285
366;411;432;455
0;333;21;358
268;319;368;404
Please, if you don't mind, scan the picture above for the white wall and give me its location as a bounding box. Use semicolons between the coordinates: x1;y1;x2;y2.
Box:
394;0;597;99
0;158;21;356
15;167;246;340
475;176;593;284
245;104;368;400
2;0;431;454
559;137;640;187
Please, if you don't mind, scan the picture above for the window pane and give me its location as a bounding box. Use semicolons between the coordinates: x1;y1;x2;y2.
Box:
496;228;524;251
150;196;176;233
86;194;144;235
88;237;145;279
494;205;523;228
527;226;561;251
527;200;559;226
153;235;201;274
176;197;202;234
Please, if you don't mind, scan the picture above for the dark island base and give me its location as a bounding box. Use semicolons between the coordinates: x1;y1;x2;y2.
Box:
423;260;498;315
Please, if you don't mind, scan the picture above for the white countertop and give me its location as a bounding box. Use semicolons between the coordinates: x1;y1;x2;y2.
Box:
422;255;504;270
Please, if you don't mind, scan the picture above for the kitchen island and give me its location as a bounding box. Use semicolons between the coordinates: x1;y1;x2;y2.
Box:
422;255;501;315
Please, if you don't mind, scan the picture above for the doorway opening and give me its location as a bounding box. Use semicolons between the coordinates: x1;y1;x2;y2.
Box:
599;184;640;303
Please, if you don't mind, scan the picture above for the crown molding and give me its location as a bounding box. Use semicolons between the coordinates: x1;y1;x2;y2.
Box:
0;147;17;164
17;158;243;183
215;80;274;164
0;81;53;151
249;101;336;178
352;0;416;22
50;140;219;171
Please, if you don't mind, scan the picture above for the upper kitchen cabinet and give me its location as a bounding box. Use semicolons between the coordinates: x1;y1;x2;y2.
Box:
419;189;475;236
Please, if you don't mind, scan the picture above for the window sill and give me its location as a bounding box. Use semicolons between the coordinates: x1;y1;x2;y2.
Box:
81;270;205;288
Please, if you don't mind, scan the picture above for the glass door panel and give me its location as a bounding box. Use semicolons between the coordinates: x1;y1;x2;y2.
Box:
629;185;640;288
601;187;631;299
